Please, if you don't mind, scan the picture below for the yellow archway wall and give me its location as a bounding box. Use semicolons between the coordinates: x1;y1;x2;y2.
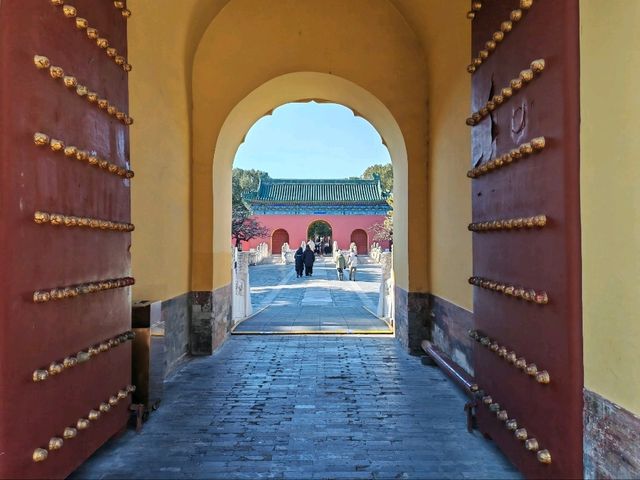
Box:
209;73;410;288
393;2;473;310
191;0;429;294
127;0;475;310
127;0;231;300
580;0;640;416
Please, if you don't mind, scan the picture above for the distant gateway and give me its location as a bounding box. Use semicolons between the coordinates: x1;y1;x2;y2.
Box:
241;175;392;254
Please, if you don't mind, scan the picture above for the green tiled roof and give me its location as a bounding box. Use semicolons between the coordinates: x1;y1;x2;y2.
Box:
244;177;389;205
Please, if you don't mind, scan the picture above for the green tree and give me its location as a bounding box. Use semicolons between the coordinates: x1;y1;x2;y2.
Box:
307;220;332;240
361;164;393;193
232;168;269;211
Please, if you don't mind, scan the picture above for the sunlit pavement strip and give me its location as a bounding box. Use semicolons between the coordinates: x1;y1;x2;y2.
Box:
234;257;391;334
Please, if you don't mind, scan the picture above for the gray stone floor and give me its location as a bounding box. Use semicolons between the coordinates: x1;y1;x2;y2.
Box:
235;257;390;334
71;336;520;480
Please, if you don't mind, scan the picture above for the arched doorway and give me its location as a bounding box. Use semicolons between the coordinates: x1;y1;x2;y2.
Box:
307;220;333;255
205;72;414;289
350;229;368;254
203;71;418;344
271;228;289;254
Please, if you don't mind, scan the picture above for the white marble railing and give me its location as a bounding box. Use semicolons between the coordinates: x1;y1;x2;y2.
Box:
248;242;270;265
370;243;383;263
232;248;253;321
376;251;394;323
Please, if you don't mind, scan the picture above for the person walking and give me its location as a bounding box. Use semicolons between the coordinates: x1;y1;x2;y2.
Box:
335;249;346;280
303;244;315;276
348;250;358;281
294;243;305;278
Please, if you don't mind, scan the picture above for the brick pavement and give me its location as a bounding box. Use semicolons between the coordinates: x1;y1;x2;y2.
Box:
71;336;520;480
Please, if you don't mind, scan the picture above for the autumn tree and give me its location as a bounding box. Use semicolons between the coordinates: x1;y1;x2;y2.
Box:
231;204;270;248
369;197;394;244
231;168;270;249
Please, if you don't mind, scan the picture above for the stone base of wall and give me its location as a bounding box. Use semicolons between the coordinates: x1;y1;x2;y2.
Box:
190;284;232;356
160;293;191;377
394;288;473;373
151;285;233;377
584;389;640;479
394;286;430;354
162;285;471;378
429;295;474;376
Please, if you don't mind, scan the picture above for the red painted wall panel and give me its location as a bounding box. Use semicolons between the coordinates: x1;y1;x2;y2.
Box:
240;214;389;254
0;2;132;478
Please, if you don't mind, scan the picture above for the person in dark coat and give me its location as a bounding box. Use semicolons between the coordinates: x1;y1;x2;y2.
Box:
303;244;315;276
294;244;305;278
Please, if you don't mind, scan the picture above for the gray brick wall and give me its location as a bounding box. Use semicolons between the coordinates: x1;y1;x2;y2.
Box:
161;293;190;377
190;285;232;356
394;286;430;354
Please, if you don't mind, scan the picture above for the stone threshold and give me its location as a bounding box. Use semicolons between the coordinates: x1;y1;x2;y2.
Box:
232;330;393;335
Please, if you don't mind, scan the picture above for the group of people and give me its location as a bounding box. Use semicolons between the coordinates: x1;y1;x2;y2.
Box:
294;241;316;277
293;241;359;281
335;247;358;281
312;236;332;256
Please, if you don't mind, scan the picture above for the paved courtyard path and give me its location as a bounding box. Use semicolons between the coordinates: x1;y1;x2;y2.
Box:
71;336;519;480
234;256;391;334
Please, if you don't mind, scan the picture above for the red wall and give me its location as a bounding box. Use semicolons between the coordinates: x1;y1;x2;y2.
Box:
239;215;390;254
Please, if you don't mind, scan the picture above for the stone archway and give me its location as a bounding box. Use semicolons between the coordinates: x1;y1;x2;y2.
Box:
190;0;429;301
190;0;430;351
130;0;474;359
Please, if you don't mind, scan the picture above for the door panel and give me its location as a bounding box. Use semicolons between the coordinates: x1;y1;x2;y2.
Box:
468;1;582;478
350;229;368;255
272;229;289;254
0;1;133;478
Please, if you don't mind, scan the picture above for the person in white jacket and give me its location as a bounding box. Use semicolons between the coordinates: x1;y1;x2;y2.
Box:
348;250;359;281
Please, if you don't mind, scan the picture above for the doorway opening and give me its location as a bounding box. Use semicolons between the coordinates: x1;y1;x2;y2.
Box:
229;99;395;335
271;228;290;255
350;229;368;255
307;220;333;255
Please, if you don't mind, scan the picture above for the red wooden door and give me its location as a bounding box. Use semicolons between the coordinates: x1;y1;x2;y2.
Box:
0;2;133;478
350;229;368;255
468;1;582;478
271;229;289;254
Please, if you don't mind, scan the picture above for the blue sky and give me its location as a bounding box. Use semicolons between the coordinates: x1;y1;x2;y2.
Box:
233;102;391;178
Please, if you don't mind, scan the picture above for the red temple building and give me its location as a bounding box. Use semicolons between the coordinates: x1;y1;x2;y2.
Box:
241;175;392;254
